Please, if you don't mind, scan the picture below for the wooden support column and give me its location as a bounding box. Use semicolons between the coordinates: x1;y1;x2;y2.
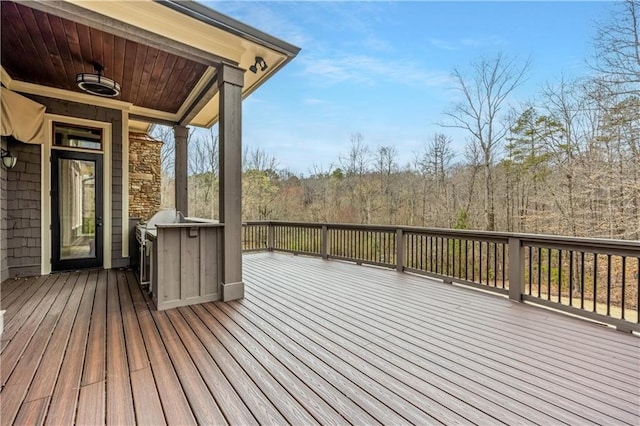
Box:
218;64;244;301
174;125;189;216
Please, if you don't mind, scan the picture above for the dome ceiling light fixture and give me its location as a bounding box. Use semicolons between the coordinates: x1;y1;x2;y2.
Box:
76;63;121;97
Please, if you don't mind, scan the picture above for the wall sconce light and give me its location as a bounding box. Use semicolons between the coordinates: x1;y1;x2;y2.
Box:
1;148;17;169
249;56;268;73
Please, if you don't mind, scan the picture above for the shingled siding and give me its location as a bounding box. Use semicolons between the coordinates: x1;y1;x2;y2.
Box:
25;95;127;268
129;133;162;220
4;139;41;277
1;138;9;281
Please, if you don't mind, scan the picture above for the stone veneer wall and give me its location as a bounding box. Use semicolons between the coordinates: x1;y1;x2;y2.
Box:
4;138;42;277
129;132;162;220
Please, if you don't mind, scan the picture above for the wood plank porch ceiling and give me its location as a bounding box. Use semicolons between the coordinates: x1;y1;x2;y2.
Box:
0;253;639;424
0;1;207;114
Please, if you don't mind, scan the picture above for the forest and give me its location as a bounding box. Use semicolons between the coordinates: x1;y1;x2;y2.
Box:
154;0;639;241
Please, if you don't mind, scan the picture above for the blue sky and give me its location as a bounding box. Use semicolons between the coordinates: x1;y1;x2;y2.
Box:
206;1;612;175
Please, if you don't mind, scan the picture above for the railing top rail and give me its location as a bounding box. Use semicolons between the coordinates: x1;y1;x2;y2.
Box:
243;220;640;253
403;226;640;253
243;220;323;229
156;222;224;229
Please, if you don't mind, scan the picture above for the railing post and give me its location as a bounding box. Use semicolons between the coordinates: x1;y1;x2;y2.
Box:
321;225;328;260
508;237;524;301
267;222;274;252
396;228;404;272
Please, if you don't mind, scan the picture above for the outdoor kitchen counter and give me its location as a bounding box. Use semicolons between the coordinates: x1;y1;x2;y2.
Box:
147;219;224;310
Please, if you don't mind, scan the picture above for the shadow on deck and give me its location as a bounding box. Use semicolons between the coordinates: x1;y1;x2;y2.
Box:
1;252;639;424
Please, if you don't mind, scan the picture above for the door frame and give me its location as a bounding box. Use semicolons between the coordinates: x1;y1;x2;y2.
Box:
51;149;104;271
42;114;112;275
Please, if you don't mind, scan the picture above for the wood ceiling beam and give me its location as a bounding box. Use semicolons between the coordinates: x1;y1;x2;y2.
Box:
178;73;219;127
129;113;178;127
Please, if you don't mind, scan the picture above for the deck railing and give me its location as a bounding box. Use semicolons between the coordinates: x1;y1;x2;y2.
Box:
242;221;640;332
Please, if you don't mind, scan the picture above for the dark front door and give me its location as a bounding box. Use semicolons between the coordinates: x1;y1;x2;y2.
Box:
51;150;103;271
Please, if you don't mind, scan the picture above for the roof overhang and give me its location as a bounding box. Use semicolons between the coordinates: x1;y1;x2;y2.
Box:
0;0;300;129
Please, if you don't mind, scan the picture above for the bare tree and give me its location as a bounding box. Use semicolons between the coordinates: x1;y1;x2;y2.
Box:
420;133;455;184
188;128;219;218
591;0;640;97
539;78;591;235
375;145;399;223
340;133;369;176
150;125;176;208
415;133;455;226
241;147;280;220
442;53;531;230
458;139;482;228
244;147;279;174
188;128;218;176
336;133;379;223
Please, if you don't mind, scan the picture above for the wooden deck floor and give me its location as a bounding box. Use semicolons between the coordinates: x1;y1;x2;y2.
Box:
1;252;639;425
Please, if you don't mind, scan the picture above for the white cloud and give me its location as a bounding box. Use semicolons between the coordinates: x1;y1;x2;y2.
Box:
304;98;328;105
428;38;460;51
208;1;309;47
296;53;453;89
429;35;506;51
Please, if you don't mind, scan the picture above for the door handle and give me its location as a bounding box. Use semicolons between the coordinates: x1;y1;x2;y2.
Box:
96;217;103;227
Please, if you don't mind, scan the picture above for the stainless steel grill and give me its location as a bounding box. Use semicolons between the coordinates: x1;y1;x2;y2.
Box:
135;209;184;286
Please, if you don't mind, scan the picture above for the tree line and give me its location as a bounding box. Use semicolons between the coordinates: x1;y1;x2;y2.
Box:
155;0;639;240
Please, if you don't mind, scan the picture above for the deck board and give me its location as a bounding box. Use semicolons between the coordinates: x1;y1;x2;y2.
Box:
200;303;350;425
0;277;28;301
246;280;518;424
151;308;229;425
213;301;382;425
1;274;64;356
129;368;166;426
13;396;48;426
106;270;136;425
81;270;107;387
76;381;105;426
280;254;639;361
0;274;77;425
166;308;258;425
239;290;459;424
130;285;195;425
280;255;640;381
244;279;529;424
219;300;408;425
118;271;149;373
23;272;87;403
0;276;46;320
45;271;98;426
180;305;287;425
192;303;321;425
0;252;638;425
250;258;639;421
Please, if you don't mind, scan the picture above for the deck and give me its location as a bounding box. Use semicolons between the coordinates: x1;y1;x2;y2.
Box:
1;252;639;425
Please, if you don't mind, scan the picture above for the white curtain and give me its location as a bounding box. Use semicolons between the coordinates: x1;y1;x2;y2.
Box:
1;87;46;144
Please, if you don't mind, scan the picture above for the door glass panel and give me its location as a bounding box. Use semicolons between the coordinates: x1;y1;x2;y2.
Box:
59;158;96;260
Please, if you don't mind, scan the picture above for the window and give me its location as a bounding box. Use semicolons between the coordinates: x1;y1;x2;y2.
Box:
53;123;102;150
